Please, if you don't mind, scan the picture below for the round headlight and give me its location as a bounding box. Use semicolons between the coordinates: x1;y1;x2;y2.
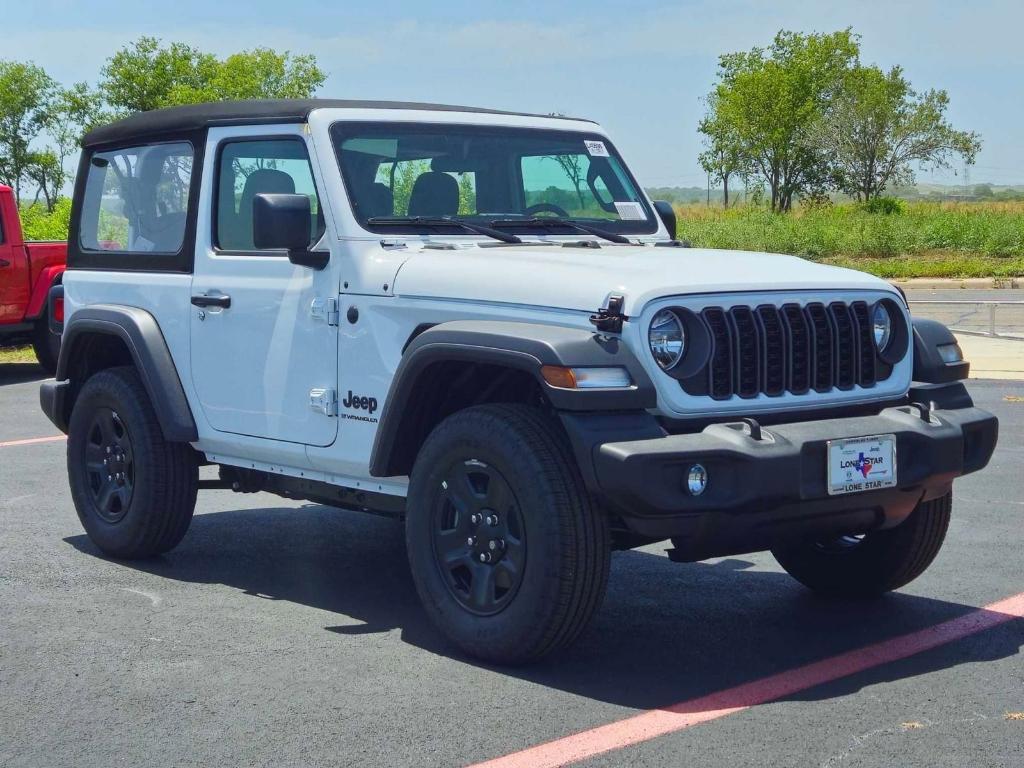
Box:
872;303;892;351
649;309;686;370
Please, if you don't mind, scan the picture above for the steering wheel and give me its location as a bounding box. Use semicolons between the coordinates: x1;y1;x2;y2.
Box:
524;202;570;218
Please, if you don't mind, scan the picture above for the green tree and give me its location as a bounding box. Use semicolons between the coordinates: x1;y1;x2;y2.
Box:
706;29;860;211
457;172;476;215
170;48;326;103
698;95;748;207
0;60;56;204
548;154;586;208
810;65;981;201
99;38;326;114
29;83;102;210
23;149;62;210
99;37;218;114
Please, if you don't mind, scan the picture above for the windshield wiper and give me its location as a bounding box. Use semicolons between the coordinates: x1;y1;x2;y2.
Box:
367;216;522;244
488;217;631;244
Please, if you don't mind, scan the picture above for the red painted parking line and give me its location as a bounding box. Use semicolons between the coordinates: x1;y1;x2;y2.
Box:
469;591;1024;768
0;435;66;448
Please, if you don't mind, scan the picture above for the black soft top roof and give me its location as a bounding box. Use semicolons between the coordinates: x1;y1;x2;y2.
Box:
82;99;593;147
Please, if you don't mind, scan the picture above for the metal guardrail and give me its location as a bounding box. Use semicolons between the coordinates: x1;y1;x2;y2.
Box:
909;300;1024;340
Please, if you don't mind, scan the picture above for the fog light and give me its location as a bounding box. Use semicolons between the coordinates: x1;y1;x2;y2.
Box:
686;464;708;496
937;342;963;364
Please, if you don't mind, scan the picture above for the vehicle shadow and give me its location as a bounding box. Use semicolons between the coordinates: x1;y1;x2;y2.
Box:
0;361;48;386
65;501;1023;711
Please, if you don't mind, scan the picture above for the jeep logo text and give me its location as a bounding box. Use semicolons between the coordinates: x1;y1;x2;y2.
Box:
342;390;378;414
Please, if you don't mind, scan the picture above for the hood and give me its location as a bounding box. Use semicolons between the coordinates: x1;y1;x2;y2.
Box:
391;243;897;315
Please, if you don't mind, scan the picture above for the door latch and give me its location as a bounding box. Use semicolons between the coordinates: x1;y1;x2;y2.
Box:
310;297;340;326
309;388;338;417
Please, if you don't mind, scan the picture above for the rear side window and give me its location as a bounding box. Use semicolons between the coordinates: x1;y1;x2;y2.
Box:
215;138;324;252
79;142;194;255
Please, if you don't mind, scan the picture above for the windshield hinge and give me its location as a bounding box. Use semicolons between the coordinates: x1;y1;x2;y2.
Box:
311;297;340;326
590;295;626;333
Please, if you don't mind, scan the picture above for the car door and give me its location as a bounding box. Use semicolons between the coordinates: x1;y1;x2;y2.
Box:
0;211;30;324
189;127;339;447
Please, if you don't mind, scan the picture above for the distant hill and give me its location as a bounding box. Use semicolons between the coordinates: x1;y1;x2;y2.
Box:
645;186;725;204
645;183;1024;204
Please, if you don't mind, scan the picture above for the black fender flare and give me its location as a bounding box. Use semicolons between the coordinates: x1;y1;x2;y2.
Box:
42;304;197;441
912;318;970;384
369;320;656;477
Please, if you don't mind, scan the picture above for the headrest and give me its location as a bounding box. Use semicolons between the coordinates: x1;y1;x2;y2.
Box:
407;171;459;217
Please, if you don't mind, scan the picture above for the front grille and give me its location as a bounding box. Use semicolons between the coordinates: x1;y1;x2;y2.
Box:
699;301;881;400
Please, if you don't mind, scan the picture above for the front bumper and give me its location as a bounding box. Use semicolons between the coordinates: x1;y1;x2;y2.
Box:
40;378;70;433
564;387;998;560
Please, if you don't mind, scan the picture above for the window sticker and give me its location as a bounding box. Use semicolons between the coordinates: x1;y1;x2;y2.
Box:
614;201;645;220
584;140;609;157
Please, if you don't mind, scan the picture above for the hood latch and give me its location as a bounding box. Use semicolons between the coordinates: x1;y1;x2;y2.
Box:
590;295;626;333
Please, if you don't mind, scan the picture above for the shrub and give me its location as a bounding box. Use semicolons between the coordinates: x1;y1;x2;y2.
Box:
861;197;904;215
18;198;72;241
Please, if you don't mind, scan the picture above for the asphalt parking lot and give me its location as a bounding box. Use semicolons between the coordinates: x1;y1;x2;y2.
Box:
2;363;1022;768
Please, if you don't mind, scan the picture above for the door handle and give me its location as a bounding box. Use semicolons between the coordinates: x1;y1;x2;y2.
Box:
0;258;10;268
191;293;231;309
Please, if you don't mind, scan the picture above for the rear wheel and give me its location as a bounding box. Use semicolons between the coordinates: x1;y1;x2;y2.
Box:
406;404;610;664
32;318;60;375
67;366;198;558
771;492;952;597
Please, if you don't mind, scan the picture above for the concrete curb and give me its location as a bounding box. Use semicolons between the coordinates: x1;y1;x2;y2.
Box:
894;277;1020;290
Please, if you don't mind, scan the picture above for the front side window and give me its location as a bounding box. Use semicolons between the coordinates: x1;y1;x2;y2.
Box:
79;142;193;254
215;138;324;251
333;123;655;237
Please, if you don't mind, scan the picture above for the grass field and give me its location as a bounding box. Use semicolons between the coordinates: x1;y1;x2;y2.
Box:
0;345;36;364
675;201;1024;278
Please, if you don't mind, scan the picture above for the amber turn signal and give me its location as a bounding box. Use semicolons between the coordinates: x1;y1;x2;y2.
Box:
541;365;578;389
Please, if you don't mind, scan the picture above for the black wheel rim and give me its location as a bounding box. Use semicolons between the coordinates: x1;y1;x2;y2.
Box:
83;408;135;524
430;459;526;616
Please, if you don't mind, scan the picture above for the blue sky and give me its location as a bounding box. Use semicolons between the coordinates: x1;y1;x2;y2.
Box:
2;0;1022;187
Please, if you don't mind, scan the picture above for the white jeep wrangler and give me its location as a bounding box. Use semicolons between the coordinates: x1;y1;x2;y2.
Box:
41;99;998;664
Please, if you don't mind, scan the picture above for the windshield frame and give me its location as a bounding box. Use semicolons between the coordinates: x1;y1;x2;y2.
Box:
329;121;659;238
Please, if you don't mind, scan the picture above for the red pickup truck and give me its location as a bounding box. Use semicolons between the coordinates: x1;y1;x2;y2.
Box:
0;185;66;373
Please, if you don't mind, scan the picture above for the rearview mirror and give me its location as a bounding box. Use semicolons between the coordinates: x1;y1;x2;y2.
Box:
253;193;328;270
653;200;677;240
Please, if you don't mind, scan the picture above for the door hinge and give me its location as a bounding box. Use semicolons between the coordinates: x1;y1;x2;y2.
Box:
311;297;340;326
309;388;338;417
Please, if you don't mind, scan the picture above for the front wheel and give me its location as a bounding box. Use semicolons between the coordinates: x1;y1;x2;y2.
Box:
406;404;610;664
67;366;198;558
771;492;952;597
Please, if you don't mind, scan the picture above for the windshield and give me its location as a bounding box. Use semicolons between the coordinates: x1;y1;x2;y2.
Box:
331;122;657;236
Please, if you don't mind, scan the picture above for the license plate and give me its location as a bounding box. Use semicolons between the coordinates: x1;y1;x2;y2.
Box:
826;434;897;496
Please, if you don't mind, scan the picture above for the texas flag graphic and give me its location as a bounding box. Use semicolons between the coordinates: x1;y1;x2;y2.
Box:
854;452;873;478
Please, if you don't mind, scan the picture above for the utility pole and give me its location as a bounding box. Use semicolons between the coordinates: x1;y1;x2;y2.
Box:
707;172;711;207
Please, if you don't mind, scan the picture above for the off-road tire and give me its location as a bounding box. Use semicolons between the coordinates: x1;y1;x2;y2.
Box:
67;366;198;558
406;403;610;664
771;492;953;597
31;317;60;375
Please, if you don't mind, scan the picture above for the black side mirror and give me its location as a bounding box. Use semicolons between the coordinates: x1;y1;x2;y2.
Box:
253;193;328;270
653;200;677;240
